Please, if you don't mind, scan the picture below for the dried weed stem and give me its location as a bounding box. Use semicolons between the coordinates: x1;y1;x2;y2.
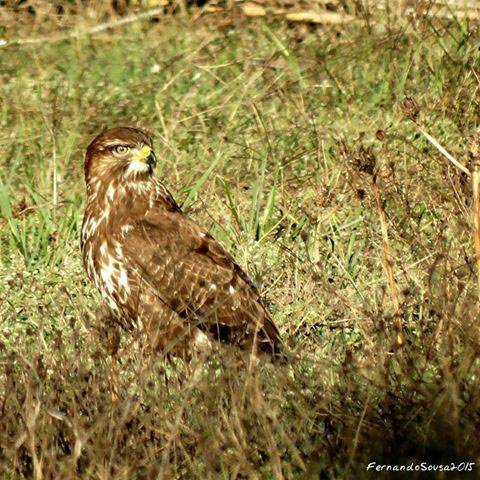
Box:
472;166;480;300
372;179;404;346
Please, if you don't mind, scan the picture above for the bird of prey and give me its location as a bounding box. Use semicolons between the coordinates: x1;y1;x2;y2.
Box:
81;127;280;356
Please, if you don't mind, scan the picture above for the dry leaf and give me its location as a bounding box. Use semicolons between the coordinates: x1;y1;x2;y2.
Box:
132;0;168;5
203;5;224;13
242;2;267;17
285;10;353;25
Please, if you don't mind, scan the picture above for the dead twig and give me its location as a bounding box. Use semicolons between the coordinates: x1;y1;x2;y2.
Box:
417;126;470;176
0;7;164;49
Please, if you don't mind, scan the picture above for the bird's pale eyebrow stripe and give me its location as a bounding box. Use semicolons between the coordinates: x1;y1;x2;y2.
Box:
101;139;139;148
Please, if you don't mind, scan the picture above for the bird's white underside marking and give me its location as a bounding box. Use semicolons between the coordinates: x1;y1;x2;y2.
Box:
84;244;95;285
106;183;116;202
124;160;150;177
82;179;118;244
94;241;131;307
138;183;154;196
117;268;130;297
100;241;108;256
82;210;108;242
229;285;235;294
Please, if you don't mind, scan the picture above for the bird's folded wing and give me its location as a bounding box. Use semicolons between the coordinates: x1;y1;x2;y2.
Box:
119;206;278;341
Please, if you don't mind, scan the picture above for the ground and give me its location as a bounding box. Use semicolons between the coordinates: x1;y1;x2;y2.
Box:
1;4;480;479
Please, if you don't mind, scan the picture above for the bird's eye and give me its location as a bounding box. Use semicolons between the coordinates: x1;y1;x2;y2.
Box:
113;145;130;155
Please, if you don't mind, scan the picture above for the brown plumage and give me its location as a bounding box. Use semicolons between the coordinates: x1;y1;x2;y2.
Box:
81;126;280;356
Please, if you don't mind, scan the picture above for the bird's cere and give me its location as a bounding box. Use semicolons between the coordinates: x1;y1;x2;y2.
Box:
139;145;152;160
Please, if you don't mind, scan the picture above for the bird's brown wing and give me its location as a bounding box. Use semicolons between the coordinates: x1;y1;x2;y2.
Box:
119;195;280;348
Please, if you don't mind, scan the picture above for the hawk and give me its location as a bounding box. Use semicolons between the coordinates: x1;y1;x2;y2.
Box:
81;127;280;356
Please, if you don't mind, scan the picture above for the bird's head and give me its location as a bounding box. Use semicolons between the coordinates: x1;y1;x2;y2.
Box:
84;127;157;184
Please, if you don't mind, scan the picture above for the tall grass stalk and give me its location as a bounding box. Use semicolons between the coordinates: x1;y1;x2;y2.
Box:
372;179;403;346
472;167;480;300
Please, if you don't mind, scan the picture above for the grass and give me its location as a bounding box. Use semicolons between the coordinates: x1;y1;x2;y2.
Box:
1;5;480;479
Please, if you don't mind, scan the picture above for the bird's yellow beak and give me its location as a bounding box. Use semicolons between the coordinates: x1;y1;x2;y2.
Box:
135;145;152;162
133;145;156;167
